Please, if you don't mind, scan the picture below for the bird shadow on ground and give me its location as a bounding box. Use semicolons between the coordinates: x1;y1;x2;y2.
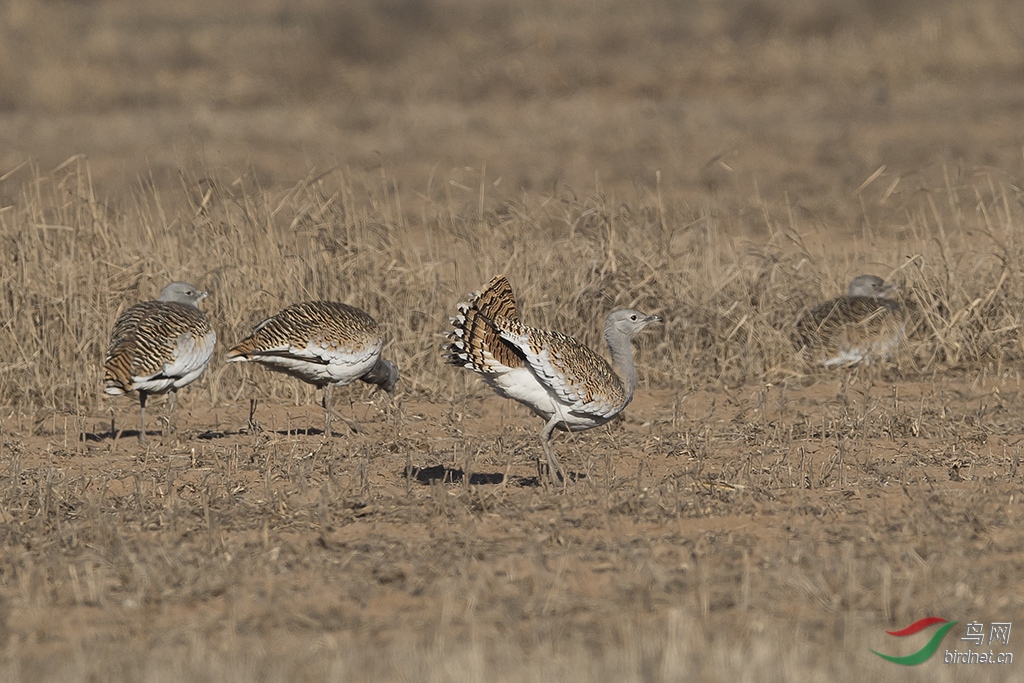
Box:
80;428;161;442
80;428;239;442
238;425;362;438
405;464;518;486
78;424;370;442
79;428;136;442
404;464;588;487
273;427;364;438
197;429;234;440
228;426;358;438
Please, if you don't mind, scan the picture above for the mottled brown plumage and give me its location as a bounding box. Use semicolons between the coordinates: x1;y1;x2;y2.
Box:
228;302;382;365
104;302;214;392
445;275;660;486
227;301;398;436
795;275;905;367
489;314;628;411
447;274;525;371
104;282;216;443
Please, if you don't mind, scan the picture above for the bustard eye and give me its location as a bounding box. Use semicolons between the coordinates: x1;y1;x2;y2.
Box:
630;314;637;321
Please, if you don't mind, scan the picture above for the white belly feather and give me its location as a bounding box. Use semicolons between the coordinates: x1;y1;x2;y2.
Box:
232;338;380;387
131;330;217;394
484;367;610;431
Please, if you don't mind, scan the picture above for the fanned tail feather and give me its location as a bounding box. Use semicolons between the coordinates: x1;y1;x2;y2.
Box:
445;275;525;372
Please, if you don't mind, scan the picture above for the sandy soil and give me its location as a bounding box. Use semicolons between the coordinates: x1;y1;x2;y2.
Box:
2;1;1023;679
3;374;1022;680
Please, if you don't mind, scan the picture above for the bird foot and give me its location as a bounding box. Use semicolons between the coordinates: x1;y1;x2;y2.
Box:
325;410;364;436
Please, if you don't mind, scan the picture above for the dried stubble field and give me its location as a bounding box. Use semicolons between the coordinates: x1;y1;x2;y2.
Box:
2;0;1024;681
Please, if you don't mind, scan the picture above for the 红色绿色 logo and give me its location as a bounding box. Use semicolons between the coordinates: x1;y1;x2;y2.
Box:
871;617;958;666
872;618;1014;666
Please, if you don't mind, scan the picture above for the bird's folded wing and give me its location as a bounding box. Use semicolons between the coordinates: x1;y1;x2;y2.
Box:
492;316;623;415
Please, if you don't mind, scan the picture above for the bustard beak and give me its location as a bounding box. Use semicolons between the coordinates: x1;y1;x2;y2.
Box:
879;283;899;297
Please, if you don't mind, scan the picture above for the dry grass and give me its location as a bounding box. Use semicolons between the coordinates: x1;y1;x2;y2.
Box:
1;159;1024;412
2;0;1024;680
0;161;1022;681
2;0;1023;205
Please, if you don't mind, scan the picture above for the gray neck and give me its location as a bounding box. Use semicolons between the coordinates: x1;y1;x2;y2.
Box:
360;358;398;395
605;319;637;404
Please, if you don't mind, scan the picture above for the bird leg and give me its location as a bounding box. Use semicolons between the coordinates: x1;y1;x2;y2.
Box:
138;392;149;445
380;387;399;421
167;390;179;441
320;386;364;438
540;414;566;488
321;386;332;438
383;389;406;438
248;398;260;434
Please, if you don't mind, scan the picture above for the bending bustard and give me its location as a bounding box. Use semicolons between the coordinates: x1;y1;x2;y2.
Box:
445;275;661;486
795;274;905;368
104;281;217;443
226;301;398;436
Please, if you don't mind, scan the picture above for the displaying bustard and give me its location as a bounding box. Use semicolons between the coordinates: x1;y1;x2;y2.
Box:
104;281;217;443
445;275;661;486
795;274;905;368
226;301;398;436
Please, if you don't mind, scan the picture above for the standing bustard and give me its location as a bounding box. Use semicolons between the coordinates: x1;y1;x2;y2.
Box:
104;281;217;443
226;301;398;436
795;274;906;368
445;275;661;486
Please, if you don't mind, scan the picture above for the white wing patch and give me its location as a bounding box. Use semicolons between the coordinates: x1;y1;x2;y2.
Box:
823;328;904;368
497;327;621;426
132;330;216;394
231;337;381;386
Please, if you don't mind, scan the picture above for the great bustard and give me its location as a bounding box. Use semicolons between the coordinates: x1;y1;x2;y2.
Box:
104;281;217;443
226;301;398;436
445;275;661;486
795;274;905;368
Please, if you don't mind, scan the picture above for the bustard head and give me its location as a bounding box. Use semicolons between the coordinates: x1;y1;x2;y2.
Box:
605;309;662;338
158;282;209;307
377;359;400;396
847;275;897;299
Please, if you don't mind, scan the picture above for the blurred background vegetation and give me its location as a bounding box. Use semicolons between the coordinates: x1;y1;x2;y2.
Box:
0;0;1021;223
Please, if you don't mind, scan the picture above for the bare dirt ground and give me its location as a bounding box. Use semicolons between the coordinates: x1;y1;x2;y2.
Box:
3;373;1023;681
2;0;1024;680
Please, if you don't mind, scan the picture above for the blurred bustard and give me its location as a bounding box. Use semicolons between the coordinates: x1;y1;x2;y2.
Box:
104;282;216;443
445;275;661;486
795;274;905;368
226;301;398;436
